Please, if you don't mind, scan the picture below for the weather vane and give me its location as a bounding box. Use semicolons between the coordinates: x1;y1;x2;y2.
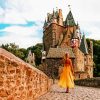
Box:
68;5;71;11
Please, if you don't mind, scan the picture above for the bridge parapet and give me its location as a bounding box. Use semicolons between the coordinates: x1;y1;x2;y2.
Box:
0;48;52;100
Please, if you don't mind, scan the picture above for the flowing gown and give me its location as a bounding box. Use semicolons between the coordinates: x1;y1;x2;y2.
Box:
58;58;74;88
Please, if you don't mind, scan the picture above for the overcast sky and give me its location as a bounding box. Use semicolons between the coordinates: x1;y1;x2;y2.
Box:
0;0;100;48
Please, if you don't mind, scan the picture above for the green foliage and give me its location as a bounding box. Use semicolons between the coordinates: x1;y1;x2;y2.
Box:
1;43;43;66
27;43;43;65
87;39;100;77
93;40;100;77
1;43;28;61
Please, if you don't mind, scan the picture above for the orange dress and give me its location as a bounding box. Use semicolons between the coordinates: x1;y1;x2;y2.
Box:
58;58;74;88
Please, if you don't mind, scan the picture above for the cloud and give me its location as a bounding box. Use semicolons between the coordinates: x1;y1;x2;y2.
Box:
1;26;38;37
0;24;43;48
85;26;100;40
0;21;43;48
0;35;42;48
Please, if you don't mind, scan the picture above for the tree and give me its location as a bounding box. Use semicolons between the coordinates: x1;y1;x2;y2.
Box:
87;39;100;77
27;43;43;65
1;43;27;61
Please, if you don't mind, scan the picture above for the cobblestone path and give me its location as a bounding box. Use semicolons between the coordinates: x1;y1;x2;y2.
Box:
37;84;100;100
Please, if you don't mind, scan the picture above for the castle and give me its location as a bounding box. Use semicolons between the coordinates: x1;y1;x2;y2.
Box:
42;8;93;79
26;50;35;66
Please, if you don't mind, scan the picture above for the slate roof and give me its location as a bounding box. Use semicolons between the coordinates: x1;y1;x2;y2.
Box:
65;11;76;26
80;35;88;54
47;47;75;58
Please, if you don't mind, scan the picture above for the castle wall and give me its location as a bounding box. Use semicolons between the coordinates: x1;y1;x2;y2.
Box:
73;48;85;72
74;72;87;80
85;54;93;78
43;25;53;52
43;23;65;52
0;48;52;100
55;24;65;44
46;58;62;78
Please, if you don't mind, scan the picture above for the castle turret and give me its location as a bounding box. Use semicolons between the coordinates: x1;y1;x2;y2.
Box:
71;29;81;48
43;19;47;31
51;9;57;24
58;9;63;26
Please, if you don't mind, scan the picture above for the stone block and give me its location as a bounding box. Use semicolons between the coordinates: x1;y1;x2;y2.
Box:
0;89;8;97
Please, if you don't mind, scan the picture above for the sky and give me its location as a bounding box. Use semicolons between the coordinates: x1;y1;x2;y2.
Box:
0;0;100;48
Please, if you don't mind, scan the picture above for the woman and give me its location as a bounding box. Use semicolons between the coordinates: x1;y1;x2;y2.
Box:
58;52;74;93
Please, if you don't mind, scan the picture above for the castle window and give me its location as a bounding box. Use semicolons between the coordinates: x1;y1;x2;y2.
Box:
68;35;70;38
31;61;33;63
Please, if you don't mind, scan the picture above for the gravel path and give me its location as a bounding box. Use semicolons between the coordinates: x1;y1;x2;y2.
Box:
37;84;100;100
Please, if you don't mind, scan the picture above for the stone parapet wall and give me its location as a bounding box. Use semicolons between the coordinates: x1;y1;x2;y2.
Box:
75;77;100;88
0;48;52;100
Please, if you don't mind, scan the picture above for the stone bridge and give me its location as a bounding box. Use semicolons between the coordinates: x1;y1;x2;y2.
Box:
37;83;100;100
0;48;100;100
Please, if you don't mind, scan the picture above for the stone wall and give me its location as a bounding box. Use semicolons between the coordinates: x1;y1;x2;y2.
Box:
0;48;52;100
75;77;100;88
73;48;85;72
74;72;87;80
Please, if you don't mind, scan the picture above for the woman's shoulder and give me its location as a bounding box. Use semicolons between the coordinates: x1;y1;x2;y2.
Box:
67;58;72;63
66;58;71;61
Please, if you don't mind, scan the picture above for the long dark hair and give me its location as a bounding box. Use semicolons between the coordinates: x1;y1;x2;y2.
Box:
64;52;69;60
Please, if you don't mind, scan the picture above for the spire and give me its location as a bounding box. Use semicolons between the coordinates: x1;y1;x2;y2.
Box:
76;21;80;29
51;8;57;24
53;8;56;18
43;18;47;27
65;5;76;26
80;34;88;54
53;8;55;16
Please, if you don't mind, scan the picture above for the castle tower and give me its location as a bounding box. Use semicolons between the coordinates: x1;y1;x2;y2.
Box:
43;8;64;53
71;30;85;73
51;9;57;24
58;9;63;26
26;50;35;66
71;29;81;48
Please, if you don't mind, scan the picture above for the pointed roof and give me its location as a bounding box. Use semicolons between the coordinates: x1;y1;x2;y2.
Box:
44;19;47;27
80;35;88;54
53;9;56;18
65;11;76;26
